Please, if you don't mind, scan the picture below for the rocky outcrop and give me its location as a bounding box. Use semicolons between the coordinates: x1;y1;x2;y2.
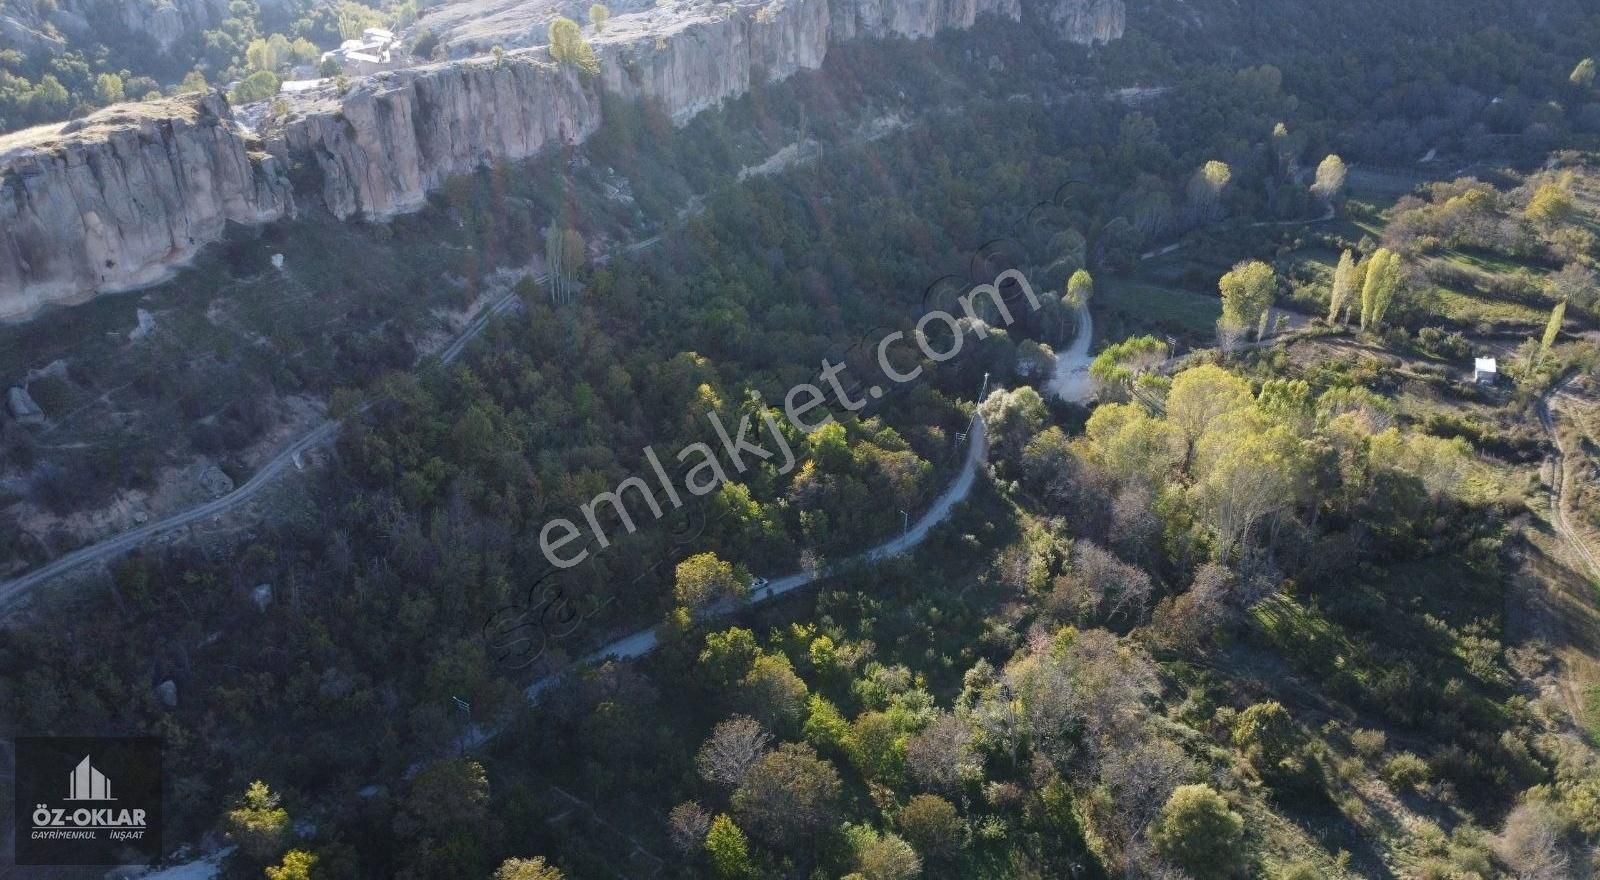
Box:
3;0;229;54
272;54;601;219
0;0;1123;319
1037;0;1122;44
0;94;294;320
594;0;833;124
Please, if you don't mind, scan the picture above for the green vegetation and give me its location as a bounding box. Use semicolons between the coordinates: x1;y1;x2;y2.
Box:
4;0;1600;877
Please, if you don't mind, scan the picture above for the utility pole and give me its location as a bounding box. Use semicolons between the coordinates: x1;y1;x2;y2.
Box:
899;509;909;536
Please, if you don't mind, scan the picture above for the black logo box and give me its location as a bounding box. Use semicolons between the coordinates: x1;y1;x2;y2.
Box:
13;737;162;867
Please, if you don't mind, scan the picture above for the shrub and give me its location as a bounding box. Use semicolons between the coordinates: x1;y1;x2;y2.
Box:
1383;751;1430;792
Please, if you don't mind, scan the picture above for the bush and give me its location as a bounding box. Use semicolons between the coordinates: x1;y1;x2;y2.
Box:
1149;785;1245;880
1382;751;1430;792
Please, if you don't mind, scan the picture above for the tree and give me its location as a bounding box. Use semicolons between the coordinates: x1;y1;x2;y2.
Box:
1541;300;1567;358
1148;784;1245;880
738;653;809;731
855;831;922;880
732;743;842;847
230;70;281;104
265;850;317;880
1188;160;1232;223
589;4;611;31
696;715;772;789
178;70;208;94
1232;701;1305;780
1327;249;1359;323
699;627;760;688
1359;248;1403;330
896;794;960;859
225;780;289;862
705;815;753;879
543;224;587;304
1525;183;1576;228
1166;365;1253;447
1572;58;1598;89
1218;260;1276;340
1548;262;1597;310
905;712;978;793
1065;269;1094;308
1310;154;1347;204
978;386;1047;463
94;72;124;105
493;856;564;880
1089;335;1168;397
548;17;600;75
669;802;712;855
675;551;746;613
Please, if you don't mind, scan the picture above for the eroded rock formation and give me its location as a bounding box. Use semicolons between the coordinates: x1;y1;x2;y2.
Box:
0;0;1124;319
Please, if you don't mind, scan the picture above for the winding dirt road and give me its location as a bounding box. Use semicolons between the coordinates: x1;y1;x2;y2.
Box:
0;238;670;610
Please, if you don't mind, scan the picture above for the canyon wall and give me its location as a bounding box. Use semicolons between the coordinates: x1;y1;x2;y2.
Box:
273;55;602;219
0;0;1124;319
0;94;293;318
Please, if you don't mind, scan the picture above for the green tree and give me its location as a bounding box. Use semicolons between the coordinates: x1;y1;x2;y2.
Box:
1572;58;1597;89
675;551;746;613
1327;249;1360;324
1064;269;1094;308
178;70;209;94
1310;154;1347;204
94;72;124;105
1149;784;1245;880
705;815;752;879
1542;299;1567;358
265;849;317;880
1359;248;1403;331
225;780;289;862
548;17;600;75
230;70;281;103
493;856;564;880
1188;159;1232;222
1218;260;1276;341
589;4;611;31
803;694;850;752
896;794;960;859
1525;183;1576;227
699;627;760;688
1232;701;1306;782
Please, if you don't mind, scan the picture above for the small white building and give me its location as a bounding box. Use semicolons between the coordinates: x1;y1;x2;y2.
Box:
321;28;402;76
1474;357;1498;384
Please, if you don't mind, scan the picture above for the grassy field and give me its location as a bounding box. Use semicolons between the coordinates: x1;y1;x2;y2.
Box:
1096;277;1222;338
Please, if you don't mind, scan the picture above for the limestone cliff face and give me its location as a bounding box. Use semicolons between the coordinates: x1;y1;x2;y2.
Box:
0;94;293;320
595;0;832;124
4;0;230;54
273;54;602;219
0;0;1123;318
1037;0;1123;44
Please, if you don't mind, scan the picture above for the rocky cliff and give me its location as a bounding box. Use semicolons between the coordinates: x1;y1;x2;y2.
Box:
0;0;1124;319
0;94;293;319
273;54;601;219
0;0;230;55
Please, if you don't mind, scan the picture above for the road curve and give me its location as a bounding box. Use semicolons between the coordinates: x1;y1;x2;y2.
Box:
0;238;669;608
1541;375;1600;583
527;416;990;700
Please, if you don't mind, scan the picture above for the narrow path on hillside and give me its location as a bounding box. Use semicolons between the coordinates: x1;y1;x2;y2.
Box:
526;415;990;701
1541;375;1600;582
524;275;1100;699
0;236;666;610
